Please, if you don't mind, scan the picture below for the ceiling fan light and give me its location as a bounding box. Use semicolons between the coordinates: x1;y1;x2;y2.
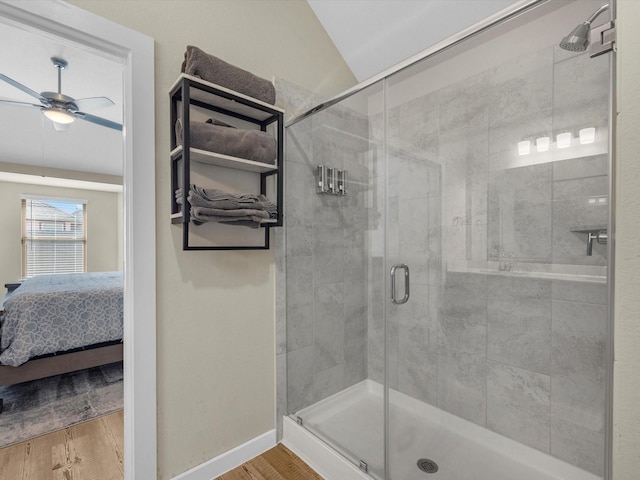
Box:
43;108;75;125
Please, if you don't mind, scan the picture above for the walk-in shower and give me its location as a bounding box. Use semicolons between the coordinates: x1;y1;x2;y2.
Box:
281;1;614;479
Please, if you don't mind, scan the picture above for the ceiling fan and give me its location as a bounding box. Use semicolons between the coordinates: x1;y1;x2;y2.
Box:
0;56;122;131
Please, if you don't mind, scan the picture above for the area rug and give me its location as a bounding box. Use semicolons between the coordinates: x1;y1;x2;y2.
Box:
0;361;123;448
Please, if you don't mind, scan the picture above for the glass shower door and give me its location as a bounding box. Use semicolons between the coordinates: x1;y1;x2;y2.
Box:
383;72;444;479
384;1;611;479
285;80;387;478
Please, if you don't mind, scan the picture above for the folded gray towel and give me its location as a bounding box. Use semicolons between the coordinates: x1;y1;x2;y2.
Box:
191;206;270;219
189;192;261;210
190;207;268;229
176;185;278;226
176;187;257;208
182;45;276;105
176;118;276;164
190;185;260;204
177;186;277;217
191;215;264;228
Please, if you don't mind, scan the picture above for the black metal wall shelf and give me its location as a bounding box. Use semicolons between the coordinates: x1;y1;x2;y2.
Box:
170;74;284;250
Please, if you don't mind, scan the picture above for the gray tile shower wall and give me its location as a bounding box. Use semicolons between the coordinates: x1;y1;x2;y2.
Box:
552;44;609;135
487;360;551;452
435;271;607;476
280;78;372;419
487;276;552;375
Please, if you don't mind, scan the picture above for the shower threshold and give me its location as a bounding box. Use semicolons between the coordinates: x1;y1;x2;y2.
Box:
284;380;600;480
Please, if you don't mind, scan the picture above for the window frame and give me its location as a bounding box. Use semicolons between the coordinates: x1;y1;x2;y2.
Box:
21;196;88;278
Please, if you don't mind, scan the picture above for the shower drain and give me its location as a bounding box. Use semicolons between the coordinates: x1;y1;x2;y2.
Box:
417;458;439;474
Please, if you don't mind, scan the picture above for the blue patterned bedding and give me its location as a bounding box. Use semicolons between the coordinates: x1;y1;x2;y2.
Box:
0;272;123;367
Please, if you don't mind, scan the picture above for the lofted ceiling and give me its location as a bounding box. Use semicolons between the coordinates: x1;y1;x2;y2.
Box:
0;19;124;177
0;1;523;179
307;0;520;82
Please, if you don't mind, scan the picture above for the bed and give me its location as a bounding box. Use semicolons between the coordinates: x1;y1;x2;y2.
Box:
0;272;124;412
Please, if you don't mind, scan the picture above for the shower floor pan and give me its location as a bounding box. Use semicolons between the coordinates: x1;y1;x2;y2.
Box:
287;380;600;480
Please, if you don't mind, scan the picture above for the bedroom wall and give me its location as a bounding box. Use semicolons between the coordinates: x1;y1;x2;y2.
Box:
0;180;121;285
66;1;356;478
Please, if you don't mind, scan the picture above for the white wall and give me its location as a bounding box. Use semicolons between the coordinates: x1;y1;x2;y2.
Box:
0;180;121;285
66;1;356;478
613;2;640;478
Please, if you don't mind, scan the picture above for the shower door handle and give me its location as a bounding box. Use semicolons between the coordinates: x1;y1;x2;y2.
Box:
390;264;410;305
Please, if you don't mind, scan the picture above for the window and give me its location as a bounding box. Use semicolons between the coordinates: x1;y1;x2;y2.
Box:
22;196;87;277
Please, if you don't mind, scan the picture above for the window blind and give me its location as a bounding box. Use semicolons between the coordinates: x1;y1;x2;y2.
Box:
22;197;87;277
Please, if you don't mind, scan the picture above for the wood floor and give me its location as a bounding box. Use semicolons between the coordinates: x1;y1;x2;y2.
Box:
0;410;124;480
0;413;319;480
216;444;324;480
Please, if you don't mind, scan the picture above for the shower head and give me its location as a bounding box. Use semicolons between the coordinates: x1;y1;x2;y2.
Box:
560;22;591;52
559;4;609;52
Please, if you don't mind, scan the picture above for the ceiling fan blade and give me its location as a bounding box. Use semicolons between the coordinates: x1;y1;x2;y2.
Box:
0;99;42;108
75;111;123;131
0;74;46;103
74;96;115;111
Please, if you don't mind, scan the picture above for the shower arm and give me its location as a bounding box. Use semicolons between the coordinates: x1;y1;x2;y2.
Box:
586;4;609;25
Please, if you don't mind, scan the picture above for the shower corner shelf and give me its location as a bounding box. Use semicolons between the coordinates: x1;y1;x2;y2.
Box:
169;74;284;250
570;224;607;233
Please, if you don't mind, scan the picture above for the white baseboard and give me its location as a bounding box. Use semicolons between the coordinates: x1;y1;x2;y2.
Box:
171;429;276;480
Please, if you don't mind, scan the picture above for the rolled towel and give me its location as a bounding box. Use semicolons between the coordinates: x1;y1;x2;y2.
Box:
181;45;276;105
176;118;276;164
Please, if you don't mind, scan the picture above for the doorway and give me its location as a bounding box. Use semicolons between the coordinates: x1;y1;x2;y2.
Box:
0;1;156;478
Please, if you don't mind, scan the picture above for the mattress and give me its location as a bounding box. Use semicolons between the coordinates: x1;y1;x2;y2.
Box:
0;272;123;367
